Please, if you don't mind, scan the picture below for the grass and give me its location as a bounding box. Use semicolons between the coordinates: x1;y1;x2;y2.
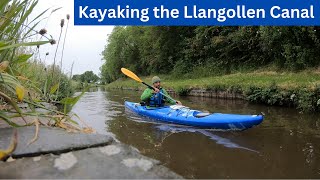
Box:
107;70;320;91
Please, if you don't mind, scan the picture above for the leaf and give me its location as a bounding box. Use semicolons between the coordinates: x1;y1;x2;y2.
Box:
28;7;50;25
60;97;78;105
22;21;41;39
15;85;25;101
1;73;21;87
27;119;39;145
43;78;48;96
0;112;23;127
0;73;4;83
16;76;29;81
317;99;320;106
60;86;90;112
0;61;9;72
0;41;7;47
0;41;50;51
0;0;11;12
14;54;33;63
12;0;38;36
50;83;59;94
0;128;17;160
51;7;62;14
66;117;79;125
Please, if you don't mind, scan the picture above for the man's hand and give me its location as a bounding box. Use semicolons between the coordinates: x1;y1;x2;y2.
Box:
153;87;160;93
176;100;182;105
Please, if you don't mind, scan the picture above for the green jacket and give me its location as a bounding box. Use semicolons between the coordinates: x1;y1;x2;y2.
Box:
140;87;176;105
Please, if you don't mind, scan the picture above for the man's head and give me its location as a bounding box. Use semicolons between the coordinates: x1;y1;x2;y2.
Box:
152;76;161;88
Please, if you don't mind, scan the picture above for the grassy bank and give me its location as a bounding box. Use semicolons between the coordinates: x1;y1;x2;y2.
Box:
106;70;320;112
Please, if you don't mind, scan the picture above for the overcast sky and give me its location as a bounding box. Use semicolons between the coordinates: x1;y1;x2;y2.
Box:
31;0;114;76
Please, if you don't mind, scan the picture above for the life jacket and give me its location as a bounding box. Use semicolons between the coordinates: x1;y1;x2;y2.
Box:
148;88;165;107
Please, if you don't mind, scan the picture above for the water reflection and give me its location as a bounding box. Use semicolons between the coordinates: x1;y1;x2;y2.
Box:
155;124;259;153
302;142;315;165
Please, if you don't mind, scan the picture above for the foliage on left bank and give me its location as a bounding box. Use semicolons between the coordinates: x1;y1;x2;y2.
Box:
0;0;84;129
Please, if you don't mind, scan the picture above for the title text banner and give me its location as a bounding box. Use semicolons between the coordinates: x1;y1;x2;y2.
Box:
74;0;320;26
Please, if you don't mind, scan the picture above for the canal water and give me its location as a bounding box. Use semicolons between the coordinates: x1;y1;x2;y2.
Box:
71;88;320;179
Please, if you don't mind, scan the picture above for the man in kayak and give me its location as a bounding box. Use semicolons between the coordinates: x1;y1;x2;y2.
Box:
141;76;182;107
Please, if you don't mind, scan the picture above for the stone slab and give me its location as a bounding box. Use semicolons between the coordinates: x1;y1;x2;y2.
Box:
0;144;183;179
0;127;114;158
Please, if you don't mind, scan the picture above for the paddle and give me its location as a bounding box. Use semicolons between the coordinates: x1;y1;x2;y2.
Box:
121;68;177;103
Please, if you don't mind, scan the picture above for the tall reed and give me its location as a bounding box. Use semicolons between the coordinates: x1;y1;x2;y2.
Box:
51;18;64;80
56;14;70;100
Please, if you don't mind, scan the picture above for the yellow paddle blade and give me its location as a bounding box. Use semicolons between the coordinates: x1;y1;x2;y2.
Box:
121;68;142;83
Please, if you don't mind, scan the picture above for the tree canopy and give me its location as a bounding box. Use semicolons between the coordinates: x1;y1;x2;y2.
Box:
72;71;99;83
100;26;320;83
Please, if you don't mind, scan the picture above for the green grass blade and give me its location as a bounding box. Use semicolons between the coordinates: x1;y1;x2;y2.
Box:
0;40;49;51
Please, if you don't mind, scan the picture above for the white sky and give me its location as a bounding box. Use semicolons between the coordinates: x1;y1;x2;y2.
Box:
31;0;114;76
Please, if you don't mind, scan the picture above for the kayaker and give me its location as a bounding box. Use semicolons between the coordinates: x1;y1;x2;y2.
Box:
141;76;182;107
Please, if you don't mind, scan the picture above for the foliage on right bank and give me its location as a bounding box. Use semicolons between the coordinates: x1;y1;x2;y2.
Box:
100;26;320;83
245;84;320;112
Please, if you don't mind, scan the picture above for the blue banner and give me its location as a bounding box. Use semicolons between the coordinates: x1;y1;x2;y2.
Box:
74;0;320;26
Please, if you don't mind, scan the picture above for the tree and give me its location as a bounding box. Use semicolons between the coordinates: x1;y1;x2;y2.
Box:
101;26;320;82
72;74;81;81
72;71;99;83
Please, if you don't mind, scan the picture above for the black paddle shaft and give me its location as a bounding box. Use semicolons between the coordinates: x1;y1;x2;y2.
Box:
142;82;155;90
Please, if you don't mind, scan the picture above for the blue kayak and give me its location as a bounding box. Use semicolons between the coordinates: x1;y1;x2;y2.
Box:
125;101;264;130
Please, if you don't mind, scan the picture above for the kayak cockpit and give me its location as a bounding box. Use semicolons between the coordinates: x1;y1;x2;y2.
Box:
193;111;211;118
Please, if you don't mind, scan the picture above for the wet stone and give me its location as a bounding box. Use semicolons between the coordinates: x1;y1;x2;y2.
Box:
122;158;154;171
0;126;114;158
54;152;78;170
99;145;121;155
0;144;183;179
